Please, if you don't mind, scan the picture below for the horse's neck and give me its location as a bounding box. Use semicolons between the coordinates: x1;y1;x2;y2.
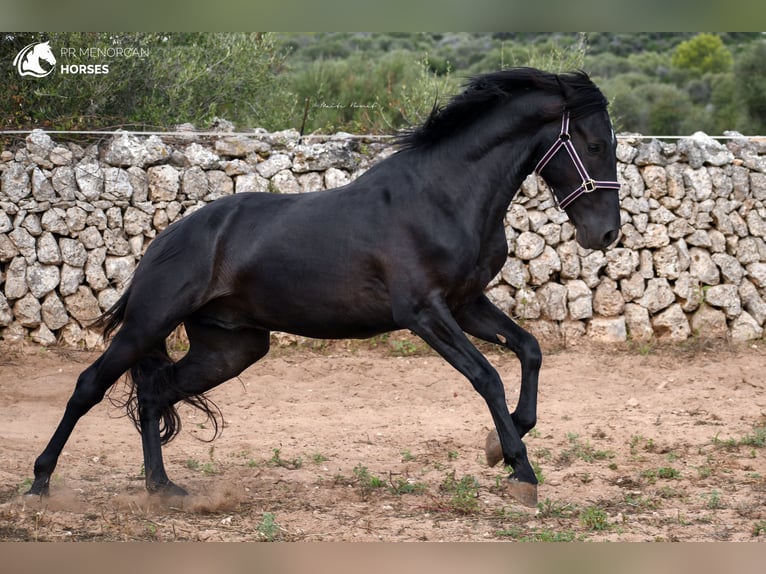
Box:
25;52;42;72
423;135;537;230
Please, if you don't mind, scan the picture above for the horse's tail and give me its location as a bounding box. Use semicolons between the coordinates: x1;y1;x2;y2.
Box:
97;287;222;445
91;287;131;341
107;340;223;446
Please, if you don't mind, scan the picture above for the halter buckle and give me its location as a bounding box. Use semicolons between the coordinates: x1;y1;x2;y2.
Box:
583;179;596;193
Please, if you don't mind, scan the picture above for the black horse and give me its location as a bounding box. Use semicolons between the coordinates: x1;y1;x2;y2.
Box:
27;68;620;508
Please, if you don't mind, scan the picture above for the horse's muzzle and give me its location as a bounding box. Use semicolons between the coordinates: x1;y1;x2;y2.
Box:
576;226;620;251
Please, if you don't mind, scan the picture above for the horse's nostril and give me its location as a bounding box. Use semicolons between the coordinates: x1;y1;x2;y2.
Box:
602;228;620;248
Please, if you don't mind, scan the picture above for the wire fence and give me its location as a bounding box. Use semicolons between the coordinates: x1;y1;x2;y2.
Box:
0;129;394;140
0;129;765;141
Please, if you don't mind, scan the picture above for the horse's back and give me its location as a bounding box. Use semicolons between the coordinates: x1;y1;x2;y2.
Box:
126;188;398;336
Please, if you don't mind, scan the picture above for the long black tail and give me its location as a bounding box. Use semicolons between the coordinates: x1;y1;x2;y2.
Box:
95;289;222;445
123;344;222;445
91;287;131;341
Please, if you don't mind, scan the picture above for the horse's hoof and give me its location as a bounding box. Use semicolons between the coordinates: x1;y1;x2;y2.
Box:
147;481;188;497
23;489;48;499
505;477;538;508
485;429;503;467
24;479;50;498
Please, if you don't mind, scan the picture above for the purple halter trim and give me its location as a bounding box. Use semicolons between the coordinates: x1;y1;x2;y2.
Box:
534;112;621;210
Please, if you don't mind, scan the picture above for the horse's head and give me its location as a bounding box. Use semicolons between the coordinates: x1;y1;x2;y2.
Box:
34;42;56;66
534;105;622;251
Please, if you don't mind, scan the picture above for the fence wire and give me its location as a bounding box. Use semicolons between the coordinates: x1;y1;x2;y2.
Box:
1;129;765;141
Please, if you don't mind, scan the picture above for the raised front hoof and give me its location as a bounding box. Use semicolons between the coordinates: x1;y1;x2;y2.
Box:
147;481;188;498
485;429;503;467
504;477;538;508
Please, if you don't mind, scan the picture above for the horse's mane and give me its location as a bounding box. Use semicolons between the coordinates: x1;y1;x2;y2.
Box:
396;67;608;150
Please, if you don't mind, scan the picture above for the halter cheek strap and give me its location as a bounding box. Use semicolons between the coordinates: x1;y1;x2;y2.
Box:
534;112;621;210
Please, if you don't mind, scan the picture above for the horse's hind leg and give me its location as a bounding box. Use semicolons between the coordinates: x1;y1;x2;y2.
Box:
26;332;148;496
136;320;270;495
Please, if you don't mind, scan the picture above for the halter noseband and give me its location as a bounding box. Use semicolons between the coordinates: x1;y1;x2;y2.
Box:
533;112;621;210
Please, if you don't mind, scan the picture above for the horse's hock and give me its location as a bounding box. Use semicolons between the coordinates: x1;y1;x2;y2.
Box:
1;128;766;348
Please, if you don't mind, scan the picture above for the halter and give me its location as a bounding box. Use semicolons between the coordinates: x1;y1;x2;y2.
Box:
533;112;621;210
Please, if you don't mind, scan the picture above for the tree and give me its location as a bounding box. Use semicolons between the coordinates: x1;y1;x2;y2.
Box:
671;33;733;76
644;83;692;134
708;72;746;133
734;40;766;133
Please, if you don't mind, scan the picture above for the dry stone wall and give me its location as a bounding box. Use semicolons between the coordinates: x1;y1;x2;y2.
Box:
1;127;766;349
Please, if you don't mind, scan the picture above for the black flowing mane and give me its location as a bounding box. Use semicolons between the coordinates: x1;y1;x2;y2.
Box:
397;67;608;150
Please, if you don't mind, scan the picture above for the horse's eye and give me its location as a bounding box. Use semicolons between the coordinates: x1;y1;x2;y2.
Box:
587;143;601;154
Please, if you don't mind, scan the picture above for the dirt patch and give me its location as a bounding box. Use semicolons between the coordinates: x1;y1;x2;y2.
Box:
2;334;766;541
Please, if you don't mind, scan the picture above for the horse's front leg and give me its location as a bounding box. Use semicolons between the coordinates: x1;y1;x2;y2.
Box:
455;295;542;463
399;293;538;507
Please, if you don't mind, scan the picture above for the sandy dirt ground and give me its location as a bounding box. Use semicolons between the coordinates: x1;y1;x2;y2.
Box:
2;333;766;542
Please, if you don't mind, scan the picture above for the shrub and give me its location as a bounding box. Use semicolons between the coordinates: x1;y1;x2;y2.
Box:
672;33;733;76
1;32;297;131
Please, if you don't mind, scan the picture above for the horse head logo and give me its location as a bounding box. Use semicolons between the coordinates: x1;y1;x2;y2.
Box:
13;41;57;78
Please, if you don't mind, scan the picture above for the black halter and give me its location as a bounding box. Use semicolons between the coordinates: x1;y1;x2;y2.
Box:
534;112;621;210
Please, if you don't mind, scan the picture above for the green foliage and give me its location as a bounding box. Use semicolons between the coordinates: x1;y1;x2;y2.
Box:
184;458;218;476
671;33;733;76
312;453;329;465
17;477;33;494
752;521;766;538
509;32;588;74
3;32;765;135
350;464;426;495
536;497;577;518
387;336;422;357
587;34;761;135
439;471;480;514
1;32;297;131
707;72;747;133
711;424;766;451
556;432;614;465
740;425;766;448
657;467;681;479
579;506;610;531
269;448;303;470
734;40;766;133
520;529;578;542
352;463;386;489
703;489;724;509
388;477;428;495
644;83;694;135
288;51;457;133
256;512;281;541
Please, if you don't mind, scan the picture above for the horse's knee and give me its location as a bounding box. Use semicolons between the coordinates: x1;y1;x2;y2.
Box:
467;362;505;399
517;334;541;370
